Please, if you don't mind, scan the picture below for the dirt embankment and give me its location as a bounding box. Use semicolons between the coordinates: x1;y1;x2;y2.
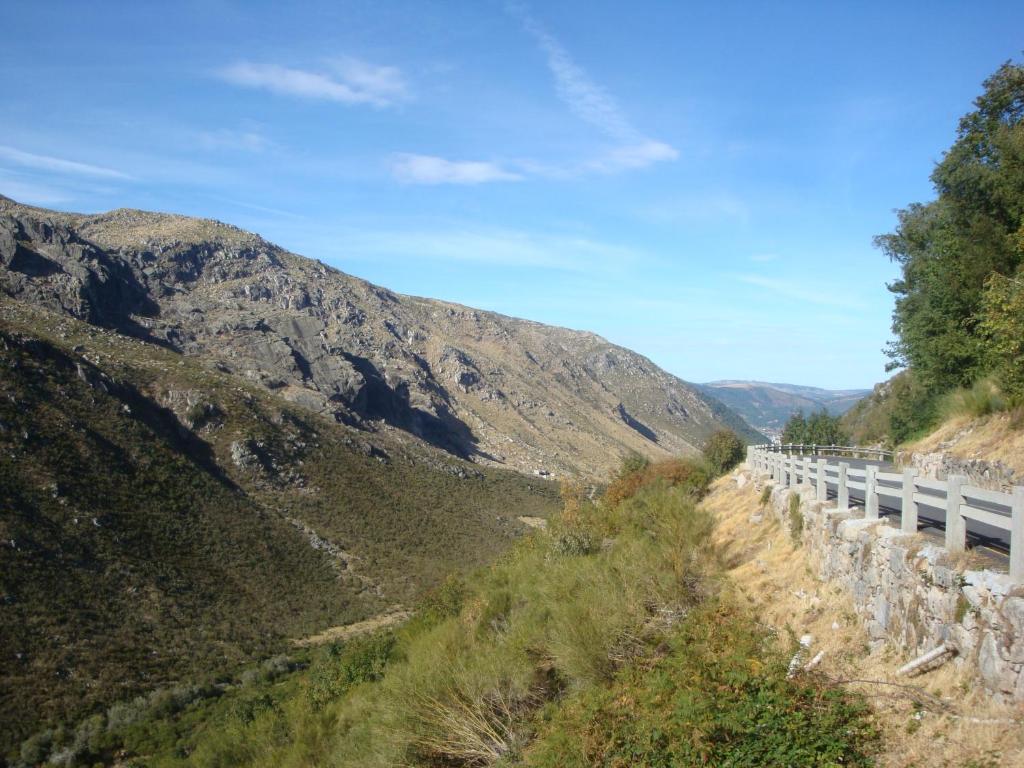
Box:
705;474;1024;768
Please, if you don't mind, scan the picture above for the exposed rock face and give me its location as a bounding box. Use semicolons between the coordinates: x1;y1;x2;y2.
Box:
0;195;760;477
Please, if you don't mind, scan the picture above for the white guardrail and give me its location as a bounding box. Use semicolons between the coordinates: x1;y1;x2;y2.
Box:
746;445;1024;580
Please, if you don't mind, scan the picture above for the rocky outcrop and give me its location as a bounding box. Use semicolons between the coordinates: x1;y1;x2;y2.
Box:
0;195;761;477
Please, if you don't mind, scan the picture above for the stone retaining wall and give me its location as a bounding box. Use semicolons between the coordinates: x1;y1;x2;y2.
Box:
744;468;1024;699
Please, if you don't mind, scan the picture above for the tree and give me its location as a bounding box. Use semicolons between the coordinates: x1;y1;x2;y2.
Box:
979;268;1024;398
781;409;846;446
781;410;808;444
702;429;745;476
878;61;1024;398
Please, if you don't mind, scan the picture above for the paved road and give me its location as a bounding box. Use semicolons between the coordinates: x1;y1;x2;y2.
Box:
792;454;1011;566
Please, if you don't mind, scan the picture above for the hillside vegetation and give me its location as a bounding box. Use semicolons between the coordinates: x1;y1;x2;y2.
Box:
0;298;559;758
857;60;1024;446
11;456;880;767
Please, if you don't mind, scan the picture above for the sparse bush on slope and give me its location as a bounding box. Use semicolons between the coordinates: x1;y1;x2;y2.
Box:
67;456;878;768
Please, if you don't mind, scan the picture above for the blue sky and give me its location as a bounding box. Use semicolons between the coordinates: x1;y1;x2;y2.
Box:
2;1;1022;389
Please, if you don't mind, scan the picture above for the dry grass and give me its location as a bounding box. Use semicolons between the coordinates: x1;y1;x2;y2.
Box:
292;608;411;648
705;473;1024;767
904;411;1024;476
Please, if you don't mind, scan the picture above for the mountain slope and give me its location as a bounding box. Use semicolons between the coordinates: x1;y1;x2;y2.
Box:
0;297;559;754
0;195;761;478
699;380;869;437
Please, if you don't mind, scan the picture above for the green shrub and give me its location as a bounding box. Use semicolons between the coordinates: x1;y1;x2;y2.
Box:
759;484;772;509
526;601;878;768
941;378;1007;420
549;529;599;557
980;270;1024;399
702;429;745;476
306;634;395;711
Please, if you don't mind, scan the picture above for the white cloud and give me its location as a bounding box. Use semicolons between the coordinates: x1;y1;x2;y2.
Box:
644;192;749;223
735;273;865;310
0;176;71;205
197;128;272;153
217;59;407;107
391;154;522;185
331;57;407;103
510;4;677;172
587;140;679;173
337;227;643;272
0;145;131;180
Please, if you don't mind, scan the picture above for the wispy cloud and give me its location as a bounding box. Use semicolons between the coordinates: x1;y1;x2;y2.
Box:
510;3;677;172
391;154;522;185
735;273;865;310
644;192;749;223
336;227;644;273
0;145;131;180
217;59;407;107
0;175;72;205
197;128;272;153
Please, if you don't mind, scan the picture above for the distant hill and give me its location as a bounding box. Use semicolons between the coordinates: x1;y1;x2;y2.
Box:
698;380;871;438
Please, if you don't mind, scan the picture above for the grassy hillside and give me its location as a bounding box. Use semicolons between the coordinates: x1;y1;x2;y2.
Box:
0;298;559;758
19;459;880;767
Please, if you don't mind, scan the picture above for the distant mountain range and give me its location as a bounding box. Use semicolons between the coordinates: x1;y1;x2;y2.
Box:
698;380;871;438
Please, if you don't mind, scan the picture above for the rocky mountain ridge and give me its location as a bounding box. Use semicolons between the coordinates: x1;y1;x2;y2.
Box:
0;195;760;477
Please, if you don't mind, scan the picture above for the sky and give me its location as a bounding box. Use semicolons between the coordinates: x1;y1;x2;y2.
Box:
1;1;1022;389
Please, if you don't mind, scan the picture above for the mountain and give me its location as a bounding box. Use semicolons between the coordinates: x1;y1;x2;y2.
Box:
698;380;870;438
0;195;761;479
0;296;562;752
0;194;759;752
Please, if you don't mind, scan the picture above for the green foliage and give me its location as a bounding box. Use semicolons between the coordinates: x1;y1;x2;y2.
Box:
526;602;878;768
759;485;773;509
617;450;650;478
979;269;1024;399
781;409;847;446
701;428;745;476
306;634;395;711
0;303;560;759
941;378;1008;420
549;528;600;557
31;469;879;768
877;59;1024;411
788;493;804;543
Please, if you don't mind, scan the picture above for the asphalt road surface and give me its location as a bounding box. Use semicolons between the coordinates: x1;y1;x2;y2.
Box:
796;454;1011;569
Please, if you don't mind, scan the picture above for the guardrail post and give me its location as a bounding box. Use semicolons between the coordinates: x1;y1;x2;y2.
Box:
865;465;878;519
945;475;967;554
785;456;793;488
1011;487;1024;582
816;458;826;501
901;468;918;533
802;455;811;488
837;462;849;511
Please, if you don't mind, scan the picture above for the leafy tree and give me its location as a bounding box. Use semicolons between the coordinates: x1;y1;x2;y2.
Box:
702;429;745;475
878;60;1024;398
782;410;846;446
979;268;1024;398
781;410;808;444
